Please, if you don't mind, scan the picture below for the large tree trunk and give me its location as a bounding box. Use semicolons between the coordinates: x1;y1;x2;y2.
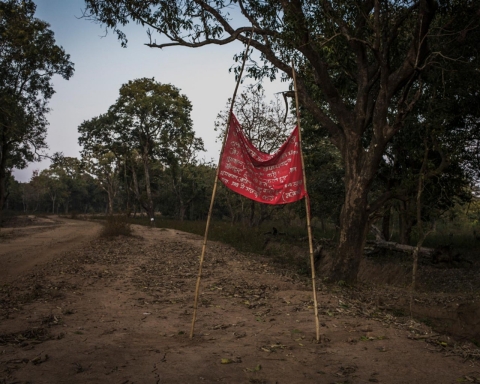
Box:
319;126;383;283
130;163;141;202
130;161;149;217
322;177;370;283
312;0;437;284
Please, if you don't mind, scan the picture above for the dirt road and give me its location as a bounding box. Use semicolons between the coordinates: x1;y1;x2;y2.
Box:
0;218;478;383
0;217;101;283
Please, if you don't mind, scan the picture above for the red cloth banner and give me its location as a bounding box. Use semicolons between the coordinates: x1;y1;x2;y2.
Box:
218;113;306;205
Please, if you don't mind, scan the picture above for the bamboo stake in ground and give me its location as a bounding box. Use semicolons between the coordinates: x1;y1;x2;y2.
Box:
190;32;254;339
291;62;321;342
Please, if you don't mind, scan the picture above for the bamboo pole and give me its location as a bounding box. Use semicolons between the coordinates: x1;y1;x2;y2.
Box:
190;32;254;339
291;61;321;342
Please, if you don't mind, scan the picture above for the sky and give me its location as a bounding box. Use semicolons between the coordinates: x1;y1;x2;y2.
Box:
13;0;287;182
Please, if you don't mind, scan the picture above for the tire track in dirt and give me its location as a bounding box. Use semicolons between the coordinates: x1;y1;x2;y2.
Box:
0;218;101;283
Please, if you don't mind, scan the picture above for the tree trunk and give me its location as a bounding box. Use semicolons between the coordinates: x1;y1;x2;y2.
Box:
108;191;114;214
319;132;381;284
51;195;56;214
322;181;370;283
141;151;154;220
130;164;141;202
130;162;148;216
172;172;188;221
225;194;236;224
178;201;186;221
105;186;114;215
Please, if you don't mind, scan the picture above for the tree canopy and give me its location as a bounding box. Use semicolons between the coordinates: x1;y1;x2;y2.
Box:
78;78;204;219
83;0;480;282
0;0;74;212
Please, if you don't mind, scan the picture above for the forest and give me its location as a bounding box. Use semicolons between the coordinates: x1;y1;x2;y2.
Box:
1;0;480;284
3;2;480;382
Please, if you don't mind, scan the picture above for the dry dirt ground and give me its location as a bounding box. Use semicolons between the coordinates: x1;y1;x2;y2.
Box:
1;217;479;384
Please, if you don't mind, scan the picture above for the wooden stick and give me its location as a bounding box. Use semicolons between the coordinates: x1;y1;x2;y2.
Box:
190;31;254;339
291;61;321;342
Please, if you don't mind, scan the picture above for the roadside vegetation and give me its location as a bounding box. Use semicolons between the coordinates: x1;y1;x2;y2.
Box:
86;198;480;288
99;215;133;239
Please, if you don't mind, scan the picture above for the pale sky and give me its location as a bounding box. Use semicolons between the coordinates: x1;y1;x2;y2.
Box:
13;0;286;182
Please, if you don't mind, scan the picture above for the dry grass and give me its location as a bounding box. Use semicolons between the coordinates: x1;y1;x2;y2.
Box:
100;215;133;238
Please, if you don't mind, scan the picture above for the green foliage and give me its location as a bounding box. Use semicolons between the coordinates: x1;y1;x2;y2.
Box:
78;78;204;220
84;0;473;282
302;128;344;225
371;7;480;244
5;158;104;215
29;156;96;214
0;0;74;210
82;150;120;215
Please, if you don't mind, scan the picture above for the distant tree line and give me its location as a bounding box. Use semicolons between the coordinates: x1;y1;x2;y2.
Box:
6;75;479;252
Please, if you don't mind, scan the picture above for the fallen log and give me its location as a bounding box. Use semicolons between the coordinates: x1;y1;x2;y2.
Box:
367;226;471;265
366;239;434;256
368;225;434;256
